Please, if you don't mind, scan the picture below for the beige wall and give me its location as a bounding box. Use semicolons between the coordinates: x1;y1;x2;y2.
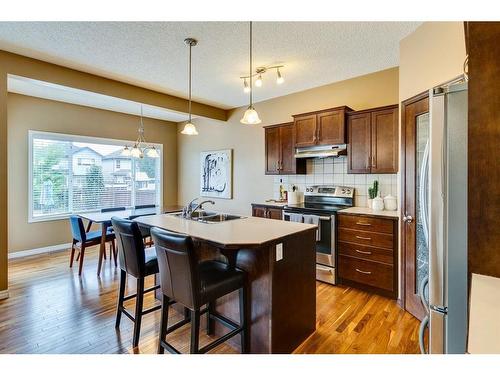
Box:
7;93;178;253
399;22;466;101
177;67;399;216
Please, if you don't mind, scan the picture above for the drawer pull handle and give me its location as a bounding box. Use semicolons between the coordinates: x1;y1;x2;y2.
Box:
356;222;371;226
356;268;372;275
356;235;372;240
355;249;372;255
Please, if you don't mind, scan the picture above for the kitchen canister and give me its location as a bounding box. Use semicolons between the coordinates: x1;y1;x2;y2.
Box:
383;195;397;211
287;191;302;205
372;196;384;211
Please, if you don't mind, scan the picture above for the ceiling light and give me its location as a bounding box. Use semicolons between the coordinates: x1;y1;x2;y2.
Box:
276;68;284;84
243;78;251;93
121;105;160;158
241;21;262;125
255;74;263;87
181;38;199;136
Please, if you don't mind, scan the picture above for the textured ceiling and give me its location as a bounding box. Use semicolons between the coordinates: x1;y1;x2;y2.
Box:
0;22;421;109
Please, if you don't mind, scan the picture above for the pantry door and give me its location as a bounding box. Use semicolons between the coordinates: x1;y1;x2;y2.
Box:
401;92;429;321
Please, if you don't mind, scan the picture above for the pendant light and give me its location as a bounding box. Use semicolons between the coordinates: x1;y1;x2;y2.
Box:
121;105;159;158
241;21;262;125
181;38;199;135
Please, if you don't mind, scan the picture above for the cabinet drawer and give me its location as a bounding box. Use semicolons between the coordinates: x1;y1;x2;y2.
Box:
338;241;393;265
338;214;393;234
338;255;393;291
338;228;393;249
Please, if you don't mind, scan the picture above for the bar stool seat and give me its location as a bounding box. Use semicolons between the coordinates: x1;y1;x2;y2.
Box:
199;261;245;305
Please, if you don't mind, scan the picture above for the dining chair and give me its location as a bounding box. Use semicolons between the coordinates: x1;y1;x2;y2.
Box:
151;227;248;354
99;207;126;261
111;217;164;347
129;205;157;247
69;215;115;275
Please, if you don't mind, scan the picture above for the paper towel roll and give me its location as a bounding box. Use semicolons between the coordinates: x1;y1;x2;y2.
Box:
287;191;303;205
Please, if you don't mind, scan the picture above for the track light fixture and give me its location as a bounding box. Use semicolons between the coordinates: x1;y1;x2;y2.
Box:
240;64;285;92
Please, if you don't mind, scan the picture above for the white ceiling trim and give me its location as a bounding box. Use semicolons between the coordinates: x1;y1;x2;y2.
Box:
7;74;192;123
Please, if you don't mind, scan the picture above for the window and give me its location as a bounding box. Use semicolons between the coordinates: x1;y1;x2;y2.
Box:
29;131;162;222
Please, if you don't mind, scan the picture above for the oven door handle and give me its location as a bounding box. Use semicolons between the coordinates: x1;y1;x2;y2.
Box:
283;211;331;221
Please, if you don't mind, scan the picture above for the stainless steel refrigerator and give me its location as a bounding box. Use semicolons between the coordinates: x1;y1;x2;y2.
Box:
419;78;468;354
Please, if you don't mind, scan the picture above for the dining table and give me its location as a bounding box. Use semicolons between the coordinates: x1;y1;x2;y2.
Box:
77;205;184;275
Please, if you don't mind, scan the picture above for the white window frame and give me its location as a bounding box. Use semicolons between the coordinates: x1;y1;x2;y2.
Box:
28;130;163;223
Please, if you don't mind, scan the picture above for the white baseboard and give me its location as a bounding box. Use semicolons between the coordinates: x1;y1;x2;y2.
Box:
8;243;71;260
0;289;8;300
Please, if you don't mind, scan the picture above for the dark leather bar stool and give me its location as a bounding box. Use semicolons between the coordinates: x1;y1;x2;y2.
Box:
111;217;165;347
151;227;248;354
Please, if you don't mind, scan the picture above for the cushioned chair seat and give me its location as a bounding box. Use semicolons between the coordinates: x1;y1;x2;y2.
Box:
198;260;245;305
85;228;115;242
144;247;159;275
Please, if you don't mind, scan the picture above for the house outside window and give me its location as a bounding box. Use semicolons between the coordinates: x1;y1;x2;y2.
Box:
29;131;162;222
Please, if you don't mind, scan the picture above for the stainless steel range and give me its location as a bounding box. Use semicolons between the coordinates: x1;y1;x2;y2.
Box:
283;185;354;284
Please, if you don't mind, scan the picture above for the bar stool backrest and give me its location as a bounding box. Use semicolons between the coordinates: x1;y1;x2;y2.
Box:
151;227;200;309
111;217;146;278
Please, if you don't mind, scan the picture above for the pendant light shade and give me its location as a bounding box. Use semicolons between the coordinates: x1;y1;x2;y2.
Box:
181;122;199;135
241;21;261;125
182;38;198;135
241;106;262;125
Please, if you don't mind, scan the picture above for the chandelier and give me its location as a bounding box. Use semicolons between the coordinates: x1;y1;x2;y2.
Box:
121;105;160;158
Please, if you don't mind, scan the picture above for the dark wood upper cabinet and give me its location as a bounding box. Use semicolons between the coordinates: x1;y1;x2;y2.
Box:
371;108;399;173
293;114;317;147
293;106;352;148
265;126;280;175
347;112;371;174
265;123;306;175
347;104;399;174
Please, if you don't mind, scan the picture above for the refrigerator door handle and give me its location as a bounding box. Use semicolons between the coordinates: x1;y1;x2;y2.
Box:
429;92;446;310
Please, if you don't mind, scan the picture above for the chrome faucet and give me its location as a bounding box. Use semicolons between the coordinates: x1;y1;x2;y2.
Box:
182;198;198;218
189;200;215;218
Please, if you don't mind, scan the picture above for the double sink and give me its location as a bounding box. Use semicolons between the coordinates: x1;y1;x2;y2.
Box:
173;211;243;224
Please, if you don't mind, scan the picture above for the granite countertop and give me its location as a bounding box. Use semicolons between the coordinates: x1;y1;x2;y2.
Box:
338;206;399;219
134;214;316;247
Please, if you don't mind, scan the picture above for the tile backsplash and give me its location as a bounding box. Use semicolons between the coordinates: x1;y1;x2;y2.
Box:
273;157;398;207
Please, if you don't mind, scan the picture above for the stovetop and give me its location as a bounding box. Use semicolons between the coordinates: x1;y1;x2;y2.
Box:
284;185;354;214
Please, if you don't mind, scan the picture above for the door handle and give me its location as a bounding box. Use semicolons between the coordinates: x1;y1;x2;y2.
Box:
403;215;413;223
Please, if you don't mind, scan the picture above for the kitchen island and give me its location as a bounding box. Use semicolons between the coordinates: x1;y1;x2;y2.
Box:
134;214;317;354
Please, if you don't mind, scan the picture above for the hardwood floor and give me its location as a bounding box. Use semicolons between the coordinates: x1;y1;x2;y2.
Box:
0;246;420;354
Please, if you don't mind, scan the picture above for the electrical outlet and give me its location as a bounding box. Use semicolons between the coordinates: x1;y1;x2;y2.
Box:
276;243;283;261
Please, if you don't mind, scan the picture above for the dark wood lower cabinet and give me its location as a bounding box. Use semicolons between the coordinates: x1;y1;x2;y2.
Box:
251;204;283;220
337;213;398;299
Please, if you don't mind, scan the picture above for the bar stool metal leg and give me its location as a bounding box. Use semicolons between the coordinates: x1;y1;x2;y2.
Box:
158;295;170;354
190;309;200;354
239;286;248;353
132;277;145;347
115;270;126;328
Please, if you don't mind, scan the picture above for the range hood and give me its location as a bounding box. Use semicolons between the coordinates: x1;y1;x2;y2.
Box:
294;145;347;159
